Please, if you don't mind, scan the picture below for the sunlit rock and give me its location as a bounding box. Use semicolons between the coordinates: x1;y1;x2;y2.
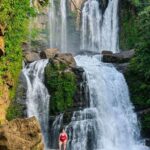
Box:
40;48;59;59
0;117;44;150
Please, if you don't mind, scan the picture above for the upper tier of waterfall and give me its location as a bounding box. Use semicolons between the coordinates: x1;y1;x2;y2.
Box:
81;0;119;53
48;0;67;52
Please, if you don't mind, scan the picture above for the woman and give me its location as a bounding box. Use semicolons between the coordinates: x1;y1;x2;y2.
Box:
59;127;68;150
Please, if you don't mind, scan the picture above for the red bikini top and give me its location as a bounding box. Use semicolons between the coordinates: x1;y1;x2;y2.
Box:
59;134;67;141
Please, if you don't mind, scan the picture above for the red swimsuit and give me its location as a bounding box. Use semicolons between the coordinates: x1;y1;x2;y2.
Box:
59;134;67;143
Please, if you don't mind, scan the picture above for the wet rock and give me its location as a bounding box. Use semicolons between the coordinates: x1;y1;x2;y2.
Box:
101;0;109;12
101;50;113;55
23;51;40;63
40;48;59;59
0;117;44;150
102;49;135;63
54;53;76;67
145;139;150;147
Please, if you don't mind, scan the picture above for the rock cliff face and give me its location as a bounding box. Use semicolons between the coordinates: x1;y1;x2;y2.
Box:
0;117;44;150
0;84;9;124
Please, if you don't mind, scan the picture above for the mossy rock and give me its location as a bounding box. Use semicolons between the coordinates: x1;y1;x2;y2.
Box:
45;60;77;115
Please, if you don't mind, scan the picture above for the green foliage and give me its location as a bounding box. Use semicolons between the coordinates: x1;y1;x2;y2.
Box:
120;15;139;49
120;1;139;49
0;0;39;121
45;62;77;115
6;103;23;121
125;6;150;110
0;0;36;100
131;0;140;6
140;113;150;138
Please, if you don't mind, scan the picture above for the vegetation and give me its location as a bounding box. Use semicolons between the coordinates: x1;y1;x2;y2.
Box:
123;2;150;139
140;113;150;137
6;103;24;121
125;5;150;109
120;0;150;50
45;61;77;115
0;0;37;121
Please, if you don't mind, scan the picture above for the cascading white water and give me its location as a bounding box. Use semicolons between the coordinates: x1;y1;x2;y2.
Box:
48;0;57;48
50;114;64;148
60;0;67;52
81;0;119;53
22;60;50;148
66;55;149;150
48;0;67;52
101;0;119;52
81;0;102;52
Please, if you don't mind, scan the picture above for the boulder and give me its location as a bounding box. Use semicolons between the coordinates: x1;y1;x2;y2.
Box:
102;49;135;63
0;36;5;57
101;50;113;55
0;117;44;150
54;53;76;67
23;51;40;63
40;48;59;59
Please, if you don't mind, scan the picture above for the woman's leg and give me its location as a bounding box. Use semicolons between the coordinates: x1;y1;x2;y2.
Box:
59;141;62;150
63;141;67;150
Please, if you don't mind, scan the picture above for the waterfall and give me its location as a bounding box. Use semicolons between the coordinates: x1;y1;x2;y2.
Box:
48;0;57;48
66;55;149;150
48;0;67;52
23;0;149;150
22;59;50;148
81;0;119;53
50;114;64;148
60;0;67;52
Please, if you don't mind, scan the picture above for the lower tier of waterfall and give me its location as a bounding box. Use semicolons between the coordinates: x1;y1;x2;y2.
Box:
22;59;50;148
65;55;149;150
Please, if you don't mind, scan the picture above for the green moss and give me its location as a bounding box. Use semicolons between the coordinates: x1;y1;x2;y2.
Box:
6;103;24;121
45;62;77;115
